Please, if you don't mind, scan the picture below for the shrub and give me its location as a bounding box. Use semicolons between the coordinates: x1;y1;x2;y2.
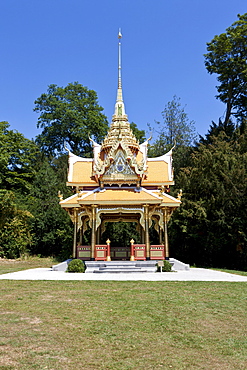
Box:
67;259;85;273
162;260;172;272
156;260;172;272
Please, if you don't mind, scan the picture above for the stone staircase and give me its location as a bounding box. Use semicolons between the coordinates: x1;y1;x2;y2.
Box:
52;258;190;273
84;261;158;273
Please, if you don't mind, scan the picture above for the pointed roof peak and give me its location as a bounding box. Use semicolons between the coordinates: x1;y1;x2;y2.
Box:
112;29;128;122
101;30;139;153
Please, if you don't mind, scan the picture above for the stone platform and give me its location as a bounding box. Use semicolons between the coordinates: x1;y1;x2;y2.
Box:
51;258;190;273
85;260;157;273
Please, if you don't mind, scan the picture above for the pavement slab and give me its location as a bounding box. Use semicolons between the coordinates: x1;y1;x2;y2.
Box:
0;267;247;281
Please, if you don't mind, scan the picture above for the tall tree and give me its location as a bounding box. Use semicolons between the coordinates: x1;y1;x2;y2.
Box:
0;121;39;193
170;131;247;270
34;82;109;157
0;190;33;258
149;96;197;157
148;96;196;178
28;159;73;258
204;13;247;126
199;119;236;145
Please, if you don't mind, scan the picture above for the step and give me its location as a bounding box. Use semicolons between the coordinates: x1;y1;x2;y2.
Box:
94;269;149;273
99;267;143;271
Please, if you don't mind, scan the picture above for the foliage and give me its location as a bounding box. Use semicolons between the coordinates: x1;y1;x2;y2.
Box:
102;222;141;248
157;260;172;272
0;190;33;258
170;131;247;270
204;13;247;125
34;82;109;157
129;122;146;143
28;159;73;258
162;260;172;272
67;259;85;273
0;121;40;193
199;119;236;145
149;96;197;158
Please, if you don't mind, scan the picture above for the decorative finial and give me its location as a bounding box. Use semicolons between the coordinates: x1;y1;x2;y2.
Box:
58;190;63;201
112;29;127;121
118;28;122;89
177;189;183;200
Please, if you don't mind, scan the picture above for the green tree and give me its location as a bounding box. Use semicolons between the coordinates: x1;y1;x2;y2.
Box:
34;82;109;157
0;190;33;258
102;222;141;248
129;122;146;143
170;132;247;270
148;97;196;179
28;159;73;258
204;13;247;125
149;96;197;157
0;122;39;193
199;119;236;145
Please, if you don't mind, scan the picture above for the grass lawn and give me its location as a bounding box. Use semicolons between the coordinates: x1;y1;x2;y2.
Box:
0;263;247;370
0;257;57;275
210;268;247;277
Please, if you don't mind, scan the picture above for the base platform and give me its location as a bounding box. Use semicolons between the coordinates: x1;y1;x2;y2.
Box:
52;258;190;273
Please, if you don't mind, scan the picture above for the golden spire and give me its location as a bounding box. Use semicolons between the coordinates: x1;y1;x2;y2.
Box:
112;29;127;122
118;29;122;90
101;29;139;152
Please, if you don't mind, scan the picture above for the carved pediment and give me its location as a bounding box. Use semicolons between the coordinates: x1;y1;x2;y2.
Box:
102;149;138;185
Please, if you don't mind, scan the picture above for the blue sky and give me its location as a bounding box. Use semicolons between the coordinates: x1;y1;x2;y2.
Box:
1;0;246;142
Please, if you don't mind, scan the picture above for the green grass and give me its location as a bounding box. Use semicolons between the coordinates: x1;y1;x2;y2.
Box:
210;268;247;276
0;257;57;275
0;279;247;369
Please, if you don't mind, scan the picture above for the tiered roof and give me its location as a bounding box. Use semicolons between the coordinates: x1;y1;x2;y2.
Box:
60;31;180;210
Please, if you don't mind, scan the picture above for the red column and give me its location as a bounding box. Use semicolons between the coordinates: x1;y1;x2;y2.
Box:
106;239;111;261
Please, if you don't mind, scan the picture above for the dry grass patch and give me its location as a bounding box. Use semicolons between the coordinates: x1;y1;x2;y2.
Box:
0;281;247;369
0;257;57;275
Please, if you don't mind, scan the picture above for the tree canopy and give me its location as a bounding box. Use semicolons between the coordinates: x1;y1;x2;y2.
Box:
0;189;33;258
130;122;146;143
0;121;39;193
204;13;247;126
170;130;247;270
149;96;197;158
34;82;109;157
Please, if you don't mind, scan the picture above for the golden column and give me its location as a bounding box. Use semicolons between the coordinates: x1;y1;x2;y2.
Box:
162;207;169;260
159;225;163;245
130;238;135;261
72;208;78;259
144;204;150;260
90;205;97;260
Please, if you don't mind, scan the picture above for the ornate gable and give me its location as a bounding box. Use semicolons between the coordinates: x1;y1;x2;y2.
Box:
64;30;173;191
90;31;147;187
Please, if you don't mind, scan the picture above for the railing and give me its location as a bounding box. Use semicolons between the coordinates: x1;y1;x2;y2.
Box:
95;245;108;260
131;243;146;260
76;245;91;260
150;245;165;260
76;243;164;261
95;240;111;261
130;241;165;261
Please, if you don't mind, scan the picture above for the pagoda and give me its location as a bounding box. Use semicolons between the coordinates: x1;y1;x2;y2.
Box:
59;31;181;261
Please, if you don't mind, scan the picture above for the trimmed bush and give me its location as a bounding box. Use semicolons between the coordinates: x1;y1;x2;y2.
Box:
67;259;85;273
162;260;172;272
157;260;172;272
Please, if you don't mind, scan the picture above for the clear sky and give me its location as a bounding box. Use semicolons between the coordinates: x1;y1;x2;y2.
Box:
1;0;246;141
